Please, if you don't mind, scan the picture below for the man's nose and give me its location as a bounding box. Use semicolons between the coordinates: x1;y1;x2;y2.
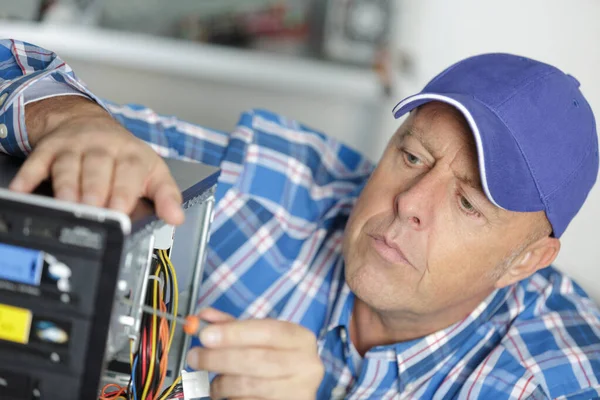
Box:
394;173;439;231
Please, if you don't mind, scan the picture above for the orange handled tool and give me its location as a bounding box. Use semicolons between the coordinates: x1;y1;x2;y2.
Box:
138;304;201;335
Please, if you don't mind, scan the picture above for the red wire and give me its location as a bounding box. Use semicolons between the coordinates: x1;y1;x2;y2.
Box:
148;316;157;400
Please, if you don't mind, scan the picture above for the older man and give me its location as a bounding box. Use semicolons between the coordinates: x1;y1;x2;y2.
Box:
1;39;599;399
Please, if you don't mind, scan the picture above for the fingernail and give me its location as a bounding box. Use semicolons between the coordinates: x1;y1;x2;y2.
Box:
82;194;97;206
200;327;221;346
174;208;185;224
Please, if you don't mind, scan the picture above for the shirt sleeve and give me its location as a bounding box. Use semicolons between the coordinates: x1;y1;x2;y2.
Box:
103;100;230;168
0;39;230;166
22;76;90;106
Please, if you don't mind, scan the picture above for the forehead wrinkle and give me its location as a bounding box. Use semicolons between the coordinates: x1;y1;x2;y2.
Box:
449;138;480;181
405;103;474;160
449;140;486;194
453;169;482;191
403;125;440;158
446;138;501;212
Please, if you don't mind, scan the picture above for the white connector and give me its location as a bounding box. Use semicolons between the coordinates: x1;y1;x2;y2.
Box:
154;224;175;250
181;370;210;400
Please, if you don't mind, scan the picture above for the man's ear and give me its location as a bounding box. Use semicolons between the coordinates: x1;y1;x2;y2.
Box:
495;237;561;288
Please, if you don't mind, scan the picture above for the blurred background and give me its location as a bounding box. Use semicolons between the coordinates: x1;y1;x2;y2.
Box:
1;0;599;304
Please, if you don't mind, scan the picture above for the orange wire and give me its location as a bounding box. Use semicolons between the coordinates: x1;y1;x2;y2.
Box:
157;302;170;395
154;273;171;399
99;383;126;399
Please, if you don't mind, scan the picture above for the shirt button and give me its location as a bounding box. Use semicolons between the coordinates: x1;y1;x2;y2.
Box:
331;387;346;399
0;93;7;107
0;124;7;139
340;328;348;343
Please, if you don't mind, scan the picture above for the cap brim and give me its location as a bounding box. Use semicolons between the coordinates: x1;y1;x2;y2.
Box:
393;93;544;213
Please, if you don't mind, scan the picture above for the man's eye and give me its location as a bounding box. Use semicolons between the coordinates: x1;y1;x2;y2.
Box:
458;194;480;217
403;151;423;166
460;196;474;211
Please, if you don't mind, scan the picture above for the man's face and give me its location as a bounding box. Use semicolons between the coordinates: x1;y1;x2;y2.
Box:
343;102;544;316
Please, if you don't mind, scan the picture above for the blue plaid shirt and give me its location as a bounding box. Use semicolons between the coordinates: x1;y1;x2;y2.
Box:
2;39;600;400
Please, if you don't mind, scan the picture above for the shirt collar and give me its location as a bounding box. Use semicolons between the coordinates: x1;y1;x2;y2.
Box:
326;278;355;333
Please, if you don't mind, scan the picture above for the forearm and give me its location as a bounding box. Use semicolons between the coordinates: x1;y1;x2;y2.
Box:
25;95;109;147
0;39;110;156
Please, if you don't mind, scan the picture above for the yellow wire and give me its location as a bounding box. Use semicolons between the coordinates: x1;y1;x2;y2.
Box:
129;338;134;399
158;375;182;400
152;249;180;400
159;249;179;352
136;250;179;400
157;258;170;393
129;339;134;368
141;266;159;400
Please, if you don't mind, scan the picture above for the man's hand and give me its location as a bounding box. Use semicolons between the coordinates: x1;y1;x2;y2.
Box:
10;96;184;225
187;308;324;400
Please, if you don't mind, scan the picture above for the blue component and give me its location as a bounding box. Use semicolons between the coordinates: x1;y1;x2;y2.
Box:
0;242;43;286
132;356;138;399
34;321;69;344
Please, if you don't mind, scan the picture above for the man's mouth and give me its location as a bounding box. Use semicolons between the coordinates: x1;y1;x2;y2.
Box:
368;233;414;268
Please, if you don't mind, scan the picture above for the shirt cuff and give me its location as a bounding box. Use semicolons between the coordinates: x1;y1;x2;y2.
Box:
23;76;90;106
0;70;113;157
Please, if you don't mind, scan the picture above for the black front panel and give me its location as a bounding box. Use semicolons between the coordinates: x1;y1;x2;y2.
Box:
0;198;125;400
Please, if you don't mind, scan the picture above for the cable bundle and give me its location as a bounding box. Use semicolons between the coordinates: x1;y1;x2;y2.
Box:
100;249;181;400
158;377;184;400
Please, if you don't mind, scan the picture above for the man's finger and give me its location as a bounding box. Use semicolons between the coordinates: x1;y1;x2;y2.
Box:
145;163;184;225
199;319;317;351
109;155;148;213
197;307;236;324
10;147;55;193
80;149;114;207
51;151;81;202
210;374;292;400
186;347;302;378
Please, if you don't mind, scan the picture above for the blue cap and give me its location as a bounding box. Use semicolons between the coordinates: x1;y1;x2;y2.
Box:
393;53;599;238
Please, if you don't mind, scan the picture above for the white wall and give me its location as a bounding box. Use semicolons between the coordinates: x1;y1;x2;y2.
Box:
0;22;385;162
384;0;600;303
